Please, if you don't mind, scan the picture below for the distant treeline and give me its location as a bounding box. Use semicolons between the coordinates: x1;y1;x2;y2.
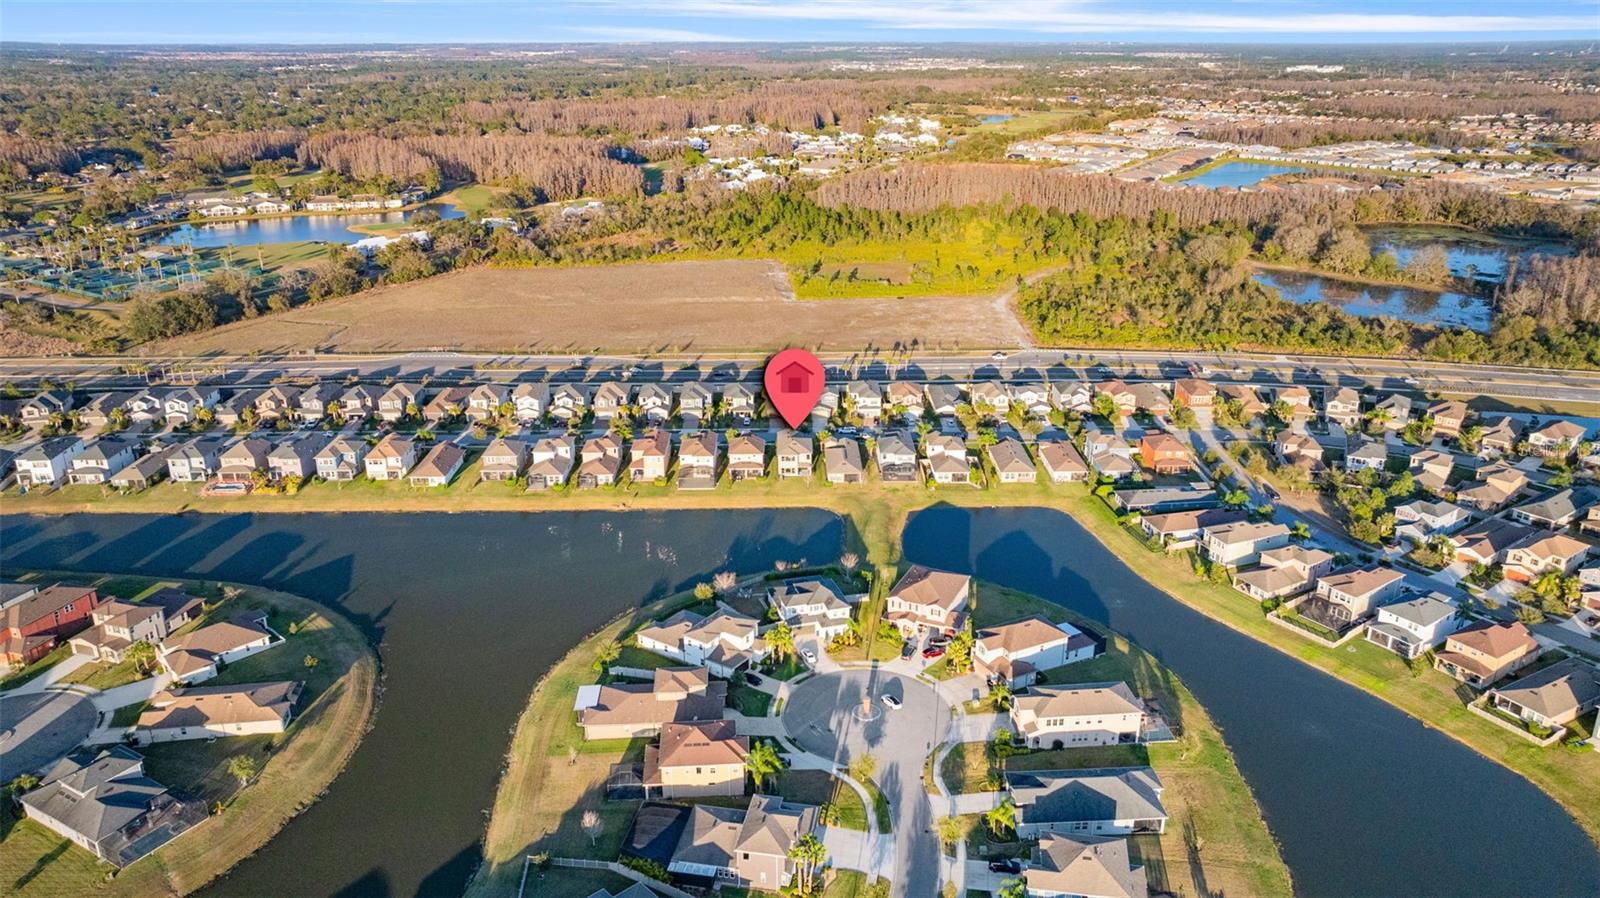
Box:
0;136;81;179
1191;120;1476;150
457;81;888;134
170;130;304;169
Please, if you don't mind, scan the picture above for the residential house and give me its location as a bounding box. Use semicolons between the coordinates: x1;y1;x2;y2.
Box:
125;390;167;424
1434;621;1540;688
877;430;919;482
666;794;817;891
1276;385;1313;416
1374;394;1412;430
925;433;972;485
845;381;883;423
1364;593;1460;659
1037;439;1089;483
1233;545;1335;601
1051;381;1094;414
1310;566;1406;625
1479;416;1524;458
409;442;466;487
1455;463;1528;511
252;385;299;421
765;578;862;642
1528;420;1586;458
1111;486;1221;516
635;383;674;424
378;383;423;422
134;681;301;744
364;434;417;481
422;386;471;424
77;391;134;428
885;381;924;420
1007;767;1168;838
3;584;100;666
576;433;625;488
775;430;813;479
970;381;1010;416
591;382;631;421
314;437;368;481
295;383;341;422
678;431;720;490
165;438;224;483
548;384;588;423
1511;486;1600;529
988;438;1037;484
267;435;323;481
109;447;173;491
643;720;750;799
1010;383;1053;417
1408;449;1455;494
67;438;137;485
924;381;964;419
216;439;271;483
510;383;548;424
1201;521;1291;568
884;565;970;637
1128;382;1171;416
1273;430;1324;474
19;390;71;426
1137;432;1190;474
824;437;865;484
1454;520;1537;567
338;385;379;420
1394;499;1472;546
525;436;576;490
576;667;727;740
628;429;672;482
1323;387;1362;429
974;616;1095;689
637;609;768;678
1083;429;1136;481
1027;833;1148;898
1505;533;1590;583
1344;438;1388;474
19;746;205;867
1172;378;1215;413
677;383;713;427
1217;384;1266;420
163;387;219;425
727;433;767;482
726;382;762;424
212;390;257;427
1427;400;1470;439
479;437;529;481
159;612;278;684
466;384;510;423
1011;681;1145;748
1094;381;1137;417
16;437;85;487
1488;658;1600;730
1139;508;1246;551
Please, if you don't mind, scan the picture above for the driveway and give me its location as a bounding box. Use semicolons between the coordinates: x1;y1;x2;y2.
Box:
1;653;93;696
0;690;97;776
780;669;950;898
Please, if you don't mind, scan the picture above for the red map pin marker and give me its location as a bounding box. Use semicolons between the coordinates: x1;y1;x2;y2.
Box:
763;348;826;429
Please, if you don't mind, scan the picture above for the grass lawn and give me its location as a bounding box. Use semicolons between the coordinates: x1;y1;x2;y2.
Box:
58;656;149;690
613;644;679;671
0;644;71;692
729;682;773;717
0;580;378;898
776;769;868;832
515;866;641;898
110;700;150;728
442;183;507;215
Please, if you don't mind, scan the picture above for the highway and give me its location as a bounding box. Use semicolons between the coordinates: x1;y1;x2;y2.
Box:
1;347;1598;408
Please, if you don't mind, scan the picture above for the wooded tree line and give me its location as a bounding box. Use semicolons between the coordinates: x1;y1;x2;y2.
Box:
457;81;888;134
170;129;304;169
1496;254;1600;330
1192;120;1476;150
297;132;644;199
0;136;82;179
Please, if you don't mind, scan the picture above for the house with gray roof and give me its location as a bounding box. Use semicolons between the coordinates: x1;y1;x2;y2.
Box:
1489;658;1600;730
18;746;205;866
667;794;817;891
1364;593;1460;660
68;438;139;485
1028;833;1148;898
1007;766;1168;838
1510;486;1600;530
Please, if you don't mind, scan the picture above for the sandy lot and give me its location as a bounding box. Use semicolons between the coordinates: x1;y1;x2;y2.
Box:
155;259;1030;354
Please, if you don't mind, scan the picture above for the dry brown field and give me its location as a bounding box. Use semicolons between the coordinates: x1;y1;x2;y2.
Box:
155;259;1030;354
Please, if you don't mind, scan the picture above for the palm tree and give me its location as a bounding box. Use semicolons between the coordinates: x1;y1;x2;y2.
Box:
984;798;1018;840
747;740;784;792
786;832;827;896
712;571;738;595
767;622;796;665
592;641;619;671
125;641;158;676
989;682;1012;711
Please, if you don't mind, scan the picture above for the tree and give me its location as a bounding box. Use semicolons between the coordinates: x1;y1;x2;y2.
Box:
304;654;319;672
839;551;859;573
125;640;158;675
712;571;738;595
593;640;619;671
998;879;1028;898
983;798;1018;839
693;582;714;601
582;809;603;846
787;832;827;896
936;814;971;848
747;740;784;791
945;630;974;674
988;681;1012;711
227;754;259;787
1091;392;1119;424
848;753;877;785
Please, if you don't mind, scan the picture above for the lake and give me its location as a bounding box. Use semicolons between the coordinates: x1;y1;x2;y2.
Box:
1254;269;1494;332
1366;224;1573;284
979;114;1014;125
1180;160;1306;189
902;506;1600;898
158;203;464;249
4;510;1598;898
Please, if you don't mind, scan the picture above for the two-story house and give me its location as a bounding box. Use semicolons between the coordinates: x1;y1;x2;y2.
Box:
466;384;510;423
314;436;369;481
884;565;970;637
876;431;919;482
678;431;719;490
525;436;576;490
68;438;138;485
1310;566;1406;626
576;433;625;488
974;616;1096;688
3;584;101;666
1201;521;1292;568
364;434;416;481
775;431;813;480
667;795;817;892
1232;545;1335;601
510;383;548;425
628;429;672;482
166;438;225;483
1137;432;1190;474
1434;621;1540;689
727;433;766;482
1010;681;1145;748
1364;593;1460;659
216;439;271;483
644;720;749;799
765;578;862;642
378;383;423;423
16;437;85;488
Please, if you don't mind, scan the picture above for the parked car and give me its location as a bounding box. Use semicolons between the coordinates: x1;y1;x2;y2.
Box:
802;648;817;664
928;633;951;647
880;694;902;710
744;673;763;686
900;642;916;659
922;646;945;660
988;859;1022;874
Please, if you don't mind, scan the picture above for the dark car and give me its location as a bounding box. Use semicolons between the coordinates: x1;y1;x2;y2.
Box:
988;859;1022;874
901;642;916;659
744;673;763;686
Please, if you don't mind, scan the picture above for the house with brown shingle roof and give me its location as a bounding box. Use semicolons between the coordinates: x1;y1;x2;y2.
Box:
987;438;1037;483
1528;420;1586;458
1232;545;1334;601
643;720;750;799
1310;566;1405;625
365;433;416;481
727;433;767;482
409;442;466;487
1505;532;1590;583
1137;432;1190;475
885;565;970;637
159;611;279;684
1172;378;1215;412
667;794;817;891
628;428;672;482
575;667;727;741
1010;681;1145;748
576;433;625;488
974;616;1096;688
478;437;528;482
1028;833;1148;898
1488;658;1600;730
134;681;302;744
1426;400;1470;439
1434;621;1540;689
1037;438;1088;483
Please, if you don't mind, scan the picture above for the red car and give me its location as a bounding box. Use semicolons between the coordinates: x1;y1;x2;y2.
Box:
921;646;946;659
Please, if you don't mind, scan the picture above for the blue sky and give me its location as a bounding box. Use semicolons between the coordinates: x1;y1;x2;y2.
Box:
2;0;1597;44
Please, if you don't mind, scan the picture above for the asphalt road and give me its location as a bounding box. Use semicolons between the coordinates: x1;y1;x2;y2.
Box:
0;690;98;776
2;347;1599;408
781;669;949;898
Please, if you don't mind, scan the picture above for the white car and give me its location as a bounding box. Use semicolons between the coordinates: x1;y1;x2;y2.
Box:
880;694;902;710
990;351;1008;362
802;648;817;664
